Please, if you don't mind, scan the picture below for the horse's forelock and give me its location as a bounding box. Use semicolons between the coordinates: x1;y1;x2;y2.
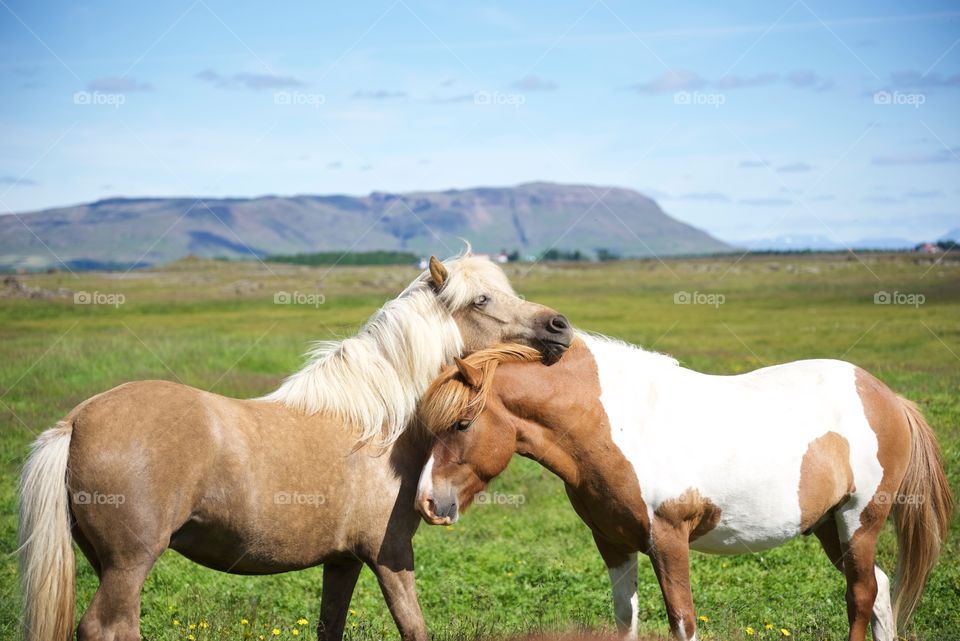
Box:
419;374;476;435
419;343;541;434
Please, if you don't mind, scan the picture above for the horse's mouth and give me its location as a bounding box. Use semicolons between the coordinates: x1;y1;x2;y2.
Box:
417;496;458;526
539;339;571;365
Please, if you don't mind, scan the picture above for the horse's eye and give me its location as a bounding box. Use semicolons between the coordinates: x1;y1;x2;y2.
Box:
455;419;471;431
474;294;490;307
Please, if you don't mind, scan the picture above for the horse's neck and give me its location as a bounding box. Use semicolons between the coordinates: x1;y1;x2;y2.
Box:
509;370;645;523
531;418;653;546
518;429;583;487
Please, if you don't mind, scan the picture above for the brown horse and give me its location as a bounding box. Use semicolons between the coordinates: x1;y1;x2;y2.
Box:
415;335;952;641
18;253;573;641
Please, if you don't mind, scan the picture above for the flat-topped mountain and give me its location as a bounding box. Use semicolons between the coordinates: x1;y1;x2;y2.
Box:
1;182;732;270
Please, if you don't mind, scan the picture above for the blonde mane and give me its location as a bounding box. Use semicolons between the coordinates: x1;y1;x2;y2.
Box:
418;343;542;434
261;252;517;445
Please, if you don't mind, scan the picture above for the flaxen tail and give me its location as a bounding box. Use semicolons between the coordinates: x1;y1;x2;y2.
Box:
892;397;953;627
17;422;75;641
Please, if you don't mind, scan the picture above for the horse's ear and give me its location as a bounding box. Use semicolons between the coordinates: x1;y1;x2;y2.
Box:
454;357;483;389
429;256;448;289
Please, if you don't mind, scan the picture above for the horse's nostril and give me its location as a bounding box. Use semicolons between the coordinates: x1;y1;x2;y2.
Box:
548;315;570;333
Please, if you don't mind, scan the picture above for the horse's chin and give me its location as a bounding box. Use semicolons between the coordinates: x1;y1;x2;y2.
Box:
539;341;569;365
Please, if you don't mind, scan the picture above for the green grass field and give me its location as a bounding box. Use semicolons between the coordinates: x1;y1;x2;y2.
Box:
1;253;958;641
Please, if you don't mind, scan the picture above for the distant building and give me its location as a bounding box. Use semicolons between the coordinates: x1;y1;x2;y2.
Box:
917;242;940;254
495;250;510;264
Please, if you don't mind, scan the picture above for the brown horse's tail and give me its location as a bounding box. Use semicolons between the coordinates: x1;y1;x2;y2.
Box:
17;422;75;641
891;397;953;627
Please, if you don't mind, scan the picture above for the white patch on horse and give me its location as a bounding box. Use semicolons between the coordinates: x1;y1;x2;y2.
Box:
872;564;896;641
582;333;884;554
607;554;639;639
675;615;697;641
416;454;435;502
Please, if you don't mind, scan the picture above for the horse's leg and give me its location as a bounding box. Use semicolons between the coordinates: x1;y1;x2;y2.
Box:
317;559;364;641
72;520;103;578
816;518;895;641
813;518;844;571
593;534;639;638
869;563;896;641
368;554;428;641
77;558;158;641
72;499;170;641
648;523;697;641
835;505;893;641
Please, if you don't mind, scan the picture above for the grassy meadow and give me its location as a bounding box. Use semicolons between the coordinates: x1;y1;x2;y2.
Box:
1;253;958;640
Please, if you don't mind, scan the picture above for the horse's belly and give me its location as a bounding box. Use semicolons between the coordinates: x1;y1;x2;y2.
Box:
689;519;802;554
170;506;346;573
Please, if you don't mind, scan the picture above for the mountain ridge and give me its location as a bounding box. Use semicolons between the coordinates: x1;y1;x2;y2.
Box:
0;182;733;270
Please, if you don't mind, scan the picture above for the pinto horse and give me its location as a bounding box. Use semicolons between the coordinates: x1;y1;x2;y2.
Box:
415;334;952;641
18;253;573;641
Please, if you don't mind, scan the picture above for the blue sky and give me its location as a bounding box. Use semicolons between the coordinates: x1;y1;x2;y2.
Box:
1;0;958;245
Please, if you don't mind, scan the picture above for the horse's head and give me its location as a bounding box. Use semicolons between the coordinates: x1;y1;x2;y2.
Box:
414;345;541;524
426;255;572;364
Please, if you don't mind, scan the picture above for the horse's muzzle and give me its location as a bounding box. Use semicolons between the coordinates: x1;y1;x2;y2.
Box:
537;314;573;365
416;492;458;526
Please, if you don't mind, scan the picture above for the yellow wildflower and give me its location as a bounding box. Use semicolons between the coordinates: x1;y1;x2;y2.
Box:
745;627;755;636
765;623;774;630
199;622;209;629
698;615;709;623
349;609;357;616
187;636;195;641
292;630;300;636
188;623;196;630
241;619;249;625
172;620;181;626
781;629;791;637
271;629;281;636
297;618;309;626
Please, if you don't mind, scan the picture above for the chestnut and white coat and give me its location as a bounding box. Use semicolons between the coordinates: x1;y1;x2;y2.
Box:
416;333;952;641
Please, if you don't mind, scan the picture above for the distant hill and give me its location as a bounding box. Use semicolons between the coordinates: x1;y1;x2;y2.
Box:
0;183;732;270
740;234;918;252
